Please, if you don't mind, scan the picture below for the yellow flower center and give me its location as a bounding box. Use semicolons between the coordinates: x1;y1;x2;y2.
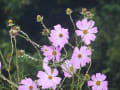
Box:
69;66;73;71
52;50;57;56
96;80;101;86
29;85;33;90
83;30;88;34
48;75;52;80
77;53;82;58
59;33;63;38
44;48;48;52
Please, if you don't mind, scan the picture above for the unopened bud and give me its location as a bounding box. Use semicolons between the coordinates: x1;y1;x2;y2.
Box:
42;29;49;36
82;8;87;12
37;15;43;22
8;19;14;26
17;50;25;55
87;11;91;15
12;26;16;30
85;73;90;80
9;29;18;37
66;8;72;15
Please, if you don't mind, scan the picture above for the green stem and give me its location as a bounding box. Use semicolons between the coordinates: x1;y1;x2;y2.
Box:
0;50;7;69
86;55;92;74
0;74;18;88
9;37;14;71
77;68;81;90
71;74;74;90
0;50;14;90
69;14;78;47
57;77;66;90
41;21;48;29
14;37;20;83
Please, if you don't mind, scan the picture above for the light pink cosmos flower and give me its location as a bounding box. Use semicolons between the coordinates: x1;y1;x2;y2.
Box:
41;45;52;56
75;18;98;45
71;46;91;69
49;24;69;49
18;78;37;90
41;45;61;63
61;60;77;78
0;61;1;70
37;66;61;90
88;73;108;90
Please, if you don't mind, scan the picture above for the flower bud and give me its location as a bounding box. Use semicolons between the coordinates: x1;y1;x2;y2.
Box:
17;50;25;55
86;11;94;19
87;11;91;15
82;8;87;12
12;26;21;31
8;19;14;26
9;29;18;37
42;29;49;36
66;8;72;15
37;15;43;22
85;73;90;80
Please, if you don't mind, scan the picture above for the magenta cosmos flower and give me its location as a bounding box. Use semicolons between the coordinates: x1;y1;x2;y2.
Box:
75;18;98;45
18;78;37;90
71;46;91;69
61;60;77;78
49;24;69;48
41;45;61;62
37;66;61;90
88;73;108;90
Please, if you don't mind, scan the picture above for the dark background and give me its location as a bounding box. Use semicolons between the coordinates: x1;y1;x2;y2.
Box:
0;0;120;90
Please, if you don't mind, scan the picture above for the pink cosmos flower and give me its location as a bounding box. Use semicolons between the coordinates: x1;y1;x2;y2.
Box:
0;61;1;70
41;45;52;56
75;18;98;45
18;78;37;90
61;60;77;78
71;46;91;69
41;45;61;62
88;73;108;90
49;24;69;48
37;66;61;90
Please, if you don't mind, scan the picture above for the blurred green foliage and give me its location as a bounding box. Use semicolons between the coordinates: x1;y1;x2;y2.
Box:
0;0;120;90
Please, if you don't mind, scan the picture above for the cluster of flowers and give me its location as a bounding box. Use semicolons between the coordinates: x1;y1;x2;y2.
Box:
0;8;108;90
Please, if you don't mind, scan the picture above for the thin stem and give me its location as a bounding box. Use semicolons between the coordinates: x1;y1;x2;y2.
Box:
69;15;76;30
71;74;74;90
9;37;14;71
41;21;48;29
64;47;67;57
18;34;42;60
86;55;92;74
19;31;42;48
69;14;78;47
77;68;81;90
14;37;20;83
0;74;18;88
0;50;7;69
68;43;74;48
79;79;85;90
57;77;66;90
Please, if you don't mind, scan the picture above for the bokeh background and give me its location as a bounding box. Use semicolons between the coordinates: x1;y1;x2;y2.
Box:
0;0;120;90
